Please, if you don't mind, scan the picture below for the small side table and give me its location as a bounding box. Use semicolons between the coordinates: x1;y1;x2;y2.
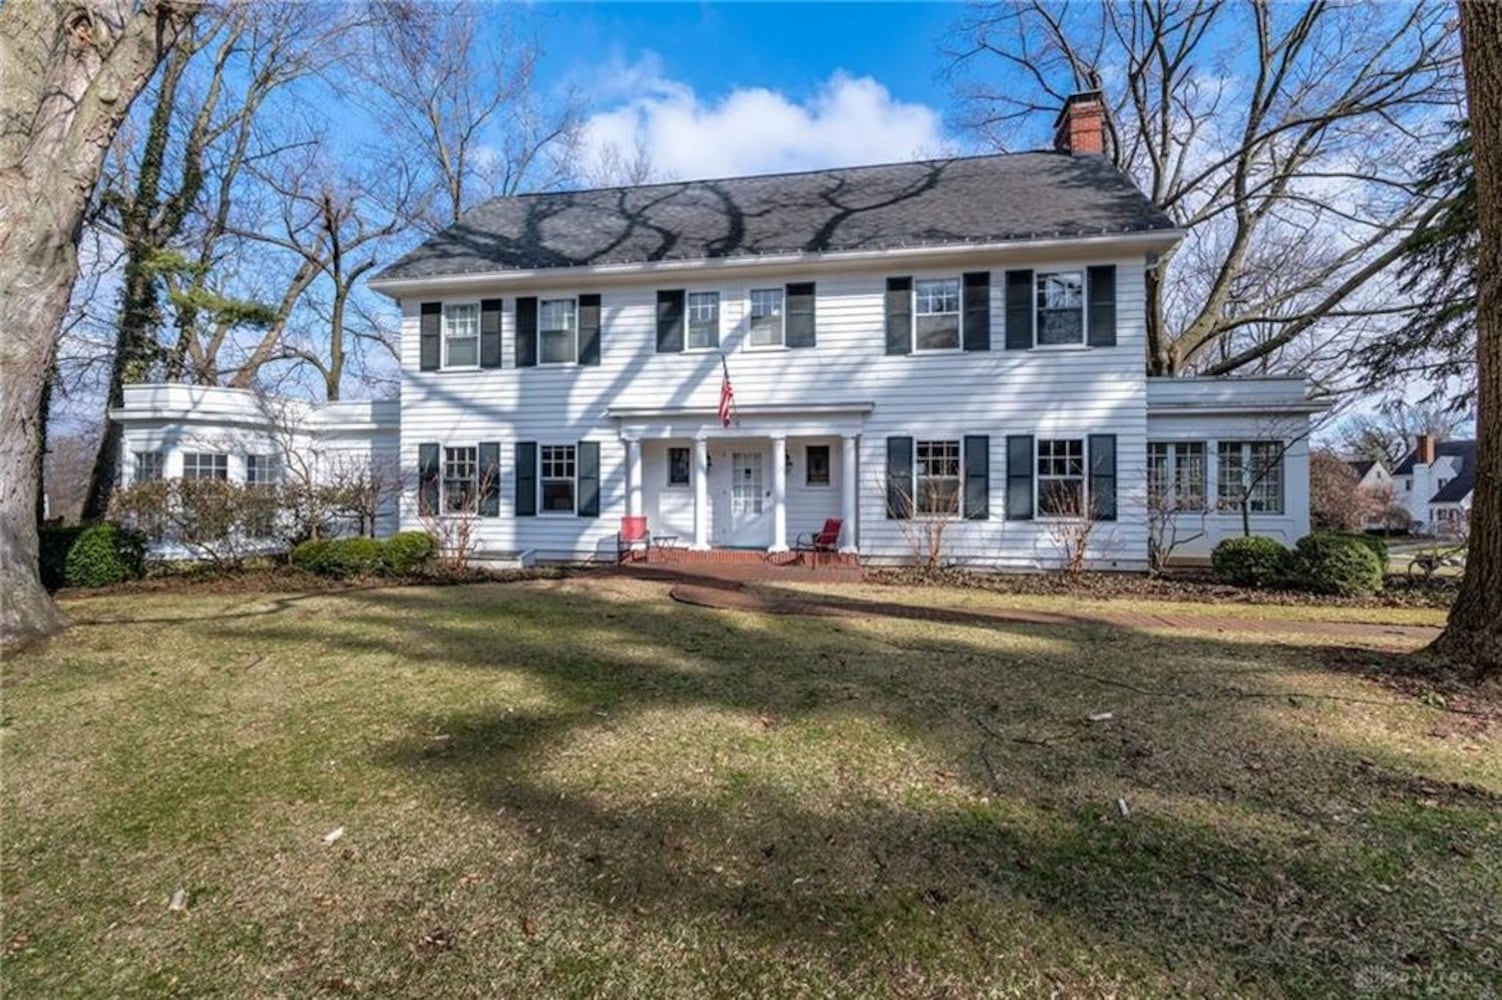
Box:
651;535;681;562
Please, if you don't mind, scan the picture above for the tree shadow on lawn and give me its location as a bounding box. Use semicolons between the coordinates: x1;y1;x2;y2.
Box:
221;582;1500;995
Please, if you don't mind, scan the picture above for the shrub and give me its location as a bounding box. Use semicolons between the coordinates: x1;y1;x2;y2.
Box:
1211;535;1291;588
1293;533;1383;596
291;536;384;578
62;523;148;589
1319;531;1389;573
39;523;86;591
382;531;436;576
290;538;336;575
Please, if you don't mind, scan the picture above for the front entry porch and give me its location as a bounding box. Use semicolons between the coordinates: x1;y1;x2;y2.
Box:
609;402;871;557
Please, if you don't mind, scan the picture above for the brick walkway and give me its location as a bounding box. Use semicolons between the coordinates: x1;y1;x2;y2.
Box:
655;576;1438;648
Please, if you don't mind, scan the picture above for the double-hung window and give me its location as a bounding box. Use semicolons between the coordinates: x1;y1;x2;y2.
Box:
686;292;719;350
541;445;576;513
748;288;784;347
914;278;961;351
1036;271;1085;346
667;446;691;487
1037;439;1085;516
133;451;164;483
1216;441;1283;514
915;439;961;515
245;453;282;487
539;298;578;364
443;446;478;513
1147;442;1206;512
182;452;228;481
444;304;479;367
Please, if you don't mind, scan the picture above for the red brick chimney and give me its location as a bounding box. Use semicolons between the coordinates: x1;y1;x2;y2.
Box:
1054;91;1106;156
1416;434;1436;466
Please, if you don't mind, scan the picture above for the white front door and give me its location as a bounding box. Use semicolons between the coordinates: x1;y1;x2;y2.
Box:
713;446;771;547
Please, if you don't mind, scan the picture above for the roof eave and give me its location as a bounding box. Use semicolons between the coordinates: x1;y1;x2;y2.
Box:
368;228;1184;298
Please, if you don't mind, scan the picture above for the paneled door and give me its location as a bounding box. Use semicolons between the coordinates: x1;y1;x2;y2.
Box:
713;446;771;548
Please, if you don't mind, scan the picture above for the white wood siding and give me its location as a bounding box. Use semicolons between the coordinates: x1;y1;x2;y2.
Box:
397;251;1153;568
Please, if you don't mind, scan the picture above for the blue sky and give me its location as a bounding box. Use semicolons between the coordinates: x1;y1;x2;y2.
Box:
517;2;978;180
531;2;961;109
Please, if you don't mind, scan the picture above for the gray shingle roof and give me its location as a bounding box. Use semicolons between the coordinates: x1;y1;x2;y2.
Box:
1431;470;1473;504
375;152;1178;281
1394;439;1475;476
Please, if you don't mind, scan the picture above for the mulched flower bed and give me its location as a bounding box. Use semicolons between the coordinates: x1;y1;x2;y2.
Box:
866;566;1458;610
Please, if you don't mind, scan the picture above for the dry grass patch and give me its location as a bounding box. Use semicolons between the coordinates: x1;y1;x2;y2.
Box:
2;579;1498;998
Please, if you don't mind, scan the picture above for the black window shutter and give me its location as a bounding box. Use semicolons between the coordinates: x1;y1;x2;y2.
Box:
885;277;912;355
785;282;816;348
962;272;990;352
479;299;502;368
515;297;537;367
418;442;440;515
578;293;602;366
1006;435;1034;520
886;436;913;519
964;435;990;520
656;290;684;352
478;442;501;516
1005;270;1033;350
576;441;601;518
419;302;442;371
514;441;537;516
1087;265;1117;347
1089;433;1117;520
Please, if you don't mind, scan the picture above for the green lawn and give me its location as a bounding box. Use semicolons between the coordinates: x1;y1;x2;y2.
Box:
3;578;1498;997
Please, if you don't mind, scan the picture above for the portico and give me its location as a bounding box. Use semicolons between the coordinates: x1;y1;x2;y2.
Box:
609;402;870;555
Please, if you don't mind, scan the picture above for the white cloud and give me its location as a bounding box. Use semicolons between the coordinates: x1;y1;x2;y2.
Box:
579;58;952;184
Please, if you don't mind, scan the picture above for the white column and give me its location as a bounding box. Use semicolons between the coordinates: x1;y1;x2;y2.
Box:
692;437;709;550
840;434;858;553
625;438;643;518
769;434;788;553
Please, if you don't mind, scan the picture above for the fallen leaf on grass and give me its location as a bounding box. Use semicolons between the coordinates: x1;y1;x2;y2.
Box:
322;826;345;846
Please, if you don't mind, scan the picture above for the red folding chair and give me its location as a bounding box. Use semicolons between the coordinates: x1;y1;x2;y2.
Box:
617;515;650;563
794;518;843;566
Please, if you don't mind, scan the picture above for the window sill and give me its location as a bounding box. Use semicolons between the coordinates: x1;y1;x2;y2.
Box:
1030;343;1091;352
681;347;719;355
742;344;789;353
435;365;482;373
911;347;963;356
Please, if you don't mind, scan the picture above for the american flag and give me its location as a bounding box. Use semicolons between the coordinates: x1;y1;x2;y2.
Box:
717;357;735;427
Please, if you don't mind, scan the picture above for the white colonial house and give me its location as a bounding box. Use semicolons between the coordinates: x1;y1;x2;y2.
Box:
111;93;1319;570
1393;435;1476;535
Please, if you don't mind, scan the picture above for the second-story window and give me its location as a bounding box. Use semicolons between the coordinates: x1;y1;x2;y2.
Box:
687;292;719;350
540;299;578;364
914;278;961;350
444;304;479;367
1036;272;1085;346
748;288;784;347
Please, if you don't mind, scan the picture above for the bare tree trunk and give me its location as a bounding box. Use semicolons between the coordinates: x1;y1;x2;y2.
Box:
0;1;194;650
1431;0;1502;675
